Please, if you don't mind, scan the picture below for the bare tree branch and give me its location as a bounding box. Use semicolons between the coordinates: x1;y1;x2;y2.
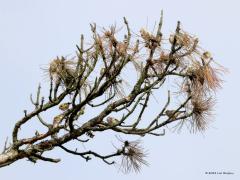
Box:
0;15;225;173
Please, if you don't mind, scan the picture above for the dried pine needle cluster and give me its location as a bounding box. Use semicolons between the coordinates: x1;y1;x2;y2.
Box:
119;140;148;173
190;97;215;132
47;56;76;87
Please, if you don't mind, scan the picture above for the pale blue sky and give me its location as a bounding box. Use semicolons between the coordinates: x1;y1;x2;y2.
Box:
0;0;239;179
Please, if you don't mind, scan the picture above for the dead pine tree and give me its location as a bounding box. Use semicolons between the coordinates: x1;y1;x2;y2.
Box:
0;13;226;173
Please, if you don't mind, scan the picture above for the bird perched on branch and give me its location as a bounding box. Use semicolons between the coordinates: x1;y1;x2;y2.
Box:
165;110;185;120
100;68;105;76
53;114;64;128
77;106;85;116
107;117;123;126
202;51;211;59
59;103;71;111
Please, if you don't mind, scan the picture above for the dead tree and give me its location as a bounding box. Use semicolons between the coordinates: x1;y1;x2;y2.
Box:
0;14;226;173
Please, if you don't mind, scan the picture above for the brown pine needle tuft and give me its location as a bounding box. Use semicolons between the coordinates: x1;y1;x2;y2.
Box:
187;60;225;94
48;57;76;87
203;65;224;92
191;97;215;132
119;140;148;173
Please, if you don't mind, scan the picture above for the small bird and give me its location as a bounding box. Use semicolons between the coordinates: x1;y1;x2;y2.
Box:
77;107;85;116
100;68;105;76
202;51;211;59
165;110;185;119
59;103;71;111
53;114;64;128
107;117;122;126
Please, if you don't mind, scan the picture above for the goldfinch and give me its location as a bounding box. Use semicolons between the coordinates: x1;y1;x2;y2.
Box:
165;110;185;119
53;114;64;128
77;106;85;116
107;117;122;126
59;103;71;111
202;51;212;59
